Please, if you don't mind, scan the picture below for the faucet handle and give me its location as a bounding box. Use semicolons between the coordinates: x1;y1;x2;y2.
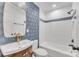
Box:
68;44;74;47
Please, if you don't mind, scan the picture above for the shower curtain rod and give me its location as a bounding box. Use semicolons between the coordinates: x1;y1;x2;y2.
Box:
40;16;73;23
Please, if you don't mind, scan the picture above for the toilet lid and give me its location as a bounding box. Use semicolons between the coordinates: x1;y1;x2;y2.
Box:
34;48;48;56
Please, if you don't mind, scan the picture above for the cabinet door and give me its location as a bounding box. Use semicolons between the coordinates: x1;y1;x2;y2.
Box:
7;46;32;57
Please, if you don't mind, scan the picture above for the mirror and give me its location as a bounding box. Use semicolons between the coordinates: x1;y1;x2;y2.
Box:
3;2;26;37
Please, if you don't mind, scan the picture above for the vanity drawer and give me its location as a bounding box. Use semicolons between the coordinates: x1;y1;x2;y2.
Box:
7;46;32;57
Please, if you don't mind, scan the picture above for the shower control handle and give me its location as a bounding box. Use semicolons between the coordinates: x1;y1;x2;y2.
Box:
69;44;73;47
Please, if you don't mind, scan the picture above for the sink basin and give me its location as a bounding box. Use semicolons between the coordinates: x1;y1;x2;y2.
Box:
0;39;32;56
16;40;31;49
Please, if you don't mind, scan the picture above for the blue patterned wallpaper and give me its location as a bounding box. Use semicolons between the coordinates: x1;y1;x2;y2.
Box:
0;2;39;45
25;2;39;40
0;3;16;45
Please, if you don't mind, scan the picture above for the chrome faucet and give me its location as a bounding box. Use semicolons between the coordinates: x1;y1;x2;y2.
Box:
68;39;79;51
69;44;79;51
14;33;22;42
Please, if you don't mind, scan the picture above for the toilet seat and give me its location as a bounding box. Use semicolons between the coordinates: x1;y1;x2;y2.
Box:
33;48;48;56
32;40;48;57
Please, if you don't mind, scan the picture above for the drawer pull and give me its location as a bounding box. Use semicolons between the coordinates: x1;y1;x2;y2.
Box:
26;52;28;54
23;54;26;56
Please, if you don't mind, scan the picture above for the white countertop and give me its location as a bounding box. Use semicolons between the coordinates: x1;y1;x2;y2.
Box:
0;39;32;56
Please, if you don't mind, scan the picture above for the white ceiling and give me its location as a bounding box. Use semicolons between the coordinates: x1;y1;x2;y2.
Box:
34;2;72;13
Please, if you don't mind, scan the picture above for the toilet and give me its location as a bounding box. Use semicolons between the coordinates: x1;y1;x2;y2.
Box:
32;40;48;57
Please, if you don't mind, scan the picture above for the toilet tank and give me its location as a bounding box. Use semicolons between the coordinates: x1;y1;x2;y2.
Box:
32;40;38;51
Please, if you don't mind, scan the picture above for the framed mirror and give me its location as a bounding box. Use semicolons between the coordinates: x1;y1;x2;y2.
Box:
3;2;26;37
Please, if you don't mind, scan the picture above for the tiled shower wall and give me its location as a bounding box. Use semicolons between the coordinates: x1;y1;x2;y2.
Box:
0;2;39;45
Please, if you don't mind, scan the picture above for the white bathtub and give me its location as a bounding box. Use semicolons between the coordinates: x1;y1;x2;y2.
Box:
40;42;77;57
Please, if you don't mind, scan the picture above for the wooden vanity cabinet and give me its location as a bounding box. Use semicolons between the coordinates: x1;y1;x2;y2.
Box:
7;46;32;57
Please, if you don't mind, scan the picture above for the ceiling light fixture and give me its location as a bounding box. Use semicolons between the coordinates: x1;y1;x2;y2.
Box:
52;4;56;8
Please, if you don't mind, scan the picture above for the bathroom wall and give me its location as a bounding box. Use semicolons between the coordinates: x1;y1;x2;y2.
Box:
25;2;39;40
45;20;72;46
0;2;39;45
45;7;72;20
0;3;4;56
39;8;46;44
39;9;46;20
0;2;9;44
39;6;73;48
73;3;79;45
39;20;46;44
0;3;21;45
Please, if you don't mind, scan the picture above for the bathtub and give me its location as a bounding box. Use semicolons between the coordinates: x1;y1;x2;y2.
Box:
40;42;77;57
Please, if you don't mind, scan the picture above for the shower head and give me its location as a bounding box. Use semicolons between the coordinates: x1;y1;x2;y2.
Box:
67;12;71;14
67;9;76;17
67;9;74;14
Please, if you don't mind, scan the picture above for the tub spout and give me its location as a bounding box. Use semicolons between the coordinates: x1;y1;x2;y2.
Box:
69;44;79;51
